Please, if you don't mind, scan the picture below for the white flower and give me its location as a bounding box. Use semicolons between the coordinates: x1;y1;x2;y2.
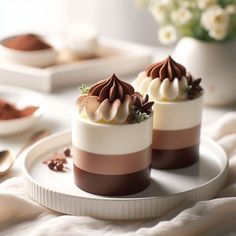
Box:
171;8;192;25
198;0;217;10
226;4;236;15
209;27;227;40
201;6;230;30
161;0;174;5
182;1;197;8
158;25;177;44
151;2;169;23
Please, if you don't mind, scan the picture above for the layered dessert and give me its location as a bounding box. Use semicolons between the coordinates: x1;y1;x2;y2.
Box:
72;74;154;196
133;56;203;169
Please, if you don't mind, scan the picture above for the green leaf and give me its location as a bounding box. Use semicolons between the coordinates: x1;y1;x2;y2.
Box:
79;84;90;95
135;111;149;123
183;86;190;93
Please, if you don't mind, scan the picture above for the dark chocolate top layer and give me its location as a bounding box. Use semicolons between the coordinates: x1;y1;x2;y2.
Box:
88;74;135;103
145;56;187;82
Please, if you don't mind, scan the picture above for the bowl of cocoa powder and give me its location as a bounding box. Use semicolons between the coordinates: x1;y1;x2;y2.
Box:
0;33;58;67
0;84;44;135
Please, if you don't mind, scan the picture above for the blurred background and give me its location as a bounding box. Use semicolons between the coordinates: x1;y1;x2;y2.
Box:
0;0;236;106
0;0;159;46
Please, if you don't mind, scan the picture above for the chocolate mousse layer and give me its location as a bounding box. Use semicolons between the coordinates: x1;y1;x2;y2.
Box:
152;144;199;169
74;165;151;196
152;125;201;169
73;146;152;196
73;146;151;175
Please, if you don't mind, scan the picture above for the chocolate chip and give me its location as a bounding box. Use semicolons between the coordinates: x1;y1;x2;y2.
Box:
55;162;64;171
43;147;72;172
64;148;71;157
47;161;55;170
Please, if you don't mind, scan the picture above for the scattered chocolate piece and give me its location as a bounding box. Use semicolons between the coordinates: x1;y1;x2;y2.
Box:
43;148;72;172
64;148;71;157
48;161;55;170
46;159;64;171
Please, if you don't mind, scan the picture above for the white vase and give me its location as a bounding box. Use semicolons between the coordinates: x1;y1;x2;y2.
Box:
172;37;236;106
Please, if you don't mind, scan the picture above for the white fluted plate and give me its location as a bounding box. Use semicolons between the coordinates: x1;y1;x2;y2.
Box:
23;131;228;220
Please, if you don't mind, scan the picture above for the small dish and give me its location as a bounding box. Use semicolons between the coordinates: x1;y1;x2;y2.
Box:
0;34;58;67
0;84;44;135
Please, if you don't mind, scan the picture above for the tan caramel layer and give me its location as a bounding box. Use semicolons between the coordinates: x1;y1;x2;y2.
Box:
152;124;201;150
73;146;152;175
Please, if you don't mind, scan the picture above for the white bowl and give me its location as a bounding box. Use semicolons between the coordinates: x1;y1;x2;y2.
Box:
0;85;44;135
0;36;58;67
66;23;98;58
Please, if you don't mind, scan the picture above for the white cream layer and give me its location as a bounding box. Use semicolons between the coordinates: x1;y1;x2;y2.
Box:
72;111;153;155
132;72;188;102
152;95;203;130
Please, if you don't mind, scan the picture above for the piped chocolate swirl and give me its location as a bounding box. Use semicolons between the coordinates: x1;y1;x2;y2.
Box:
78;74;153;123
132;56;203;101
145;56;187;82
89;74;135;103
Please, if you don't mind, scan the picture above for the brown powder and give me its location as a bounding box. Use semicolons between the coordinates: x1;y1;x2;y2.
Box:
0;99;38;120
2;34;52;51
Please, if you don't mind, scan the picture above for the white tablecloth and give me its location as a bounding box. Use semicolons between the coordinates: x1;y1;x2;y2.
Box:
1;112;236;236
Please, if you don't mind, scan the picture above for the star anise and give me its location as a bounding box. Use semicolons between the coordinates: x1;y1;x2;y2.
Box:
186;72;193;85
187;78;203;100
132;94;154;115
127;93;154;123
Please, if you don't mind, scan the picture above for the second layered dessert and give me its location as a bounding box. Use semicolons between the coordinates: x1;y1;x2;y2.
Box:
72;74;154;196
133;56;203;169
